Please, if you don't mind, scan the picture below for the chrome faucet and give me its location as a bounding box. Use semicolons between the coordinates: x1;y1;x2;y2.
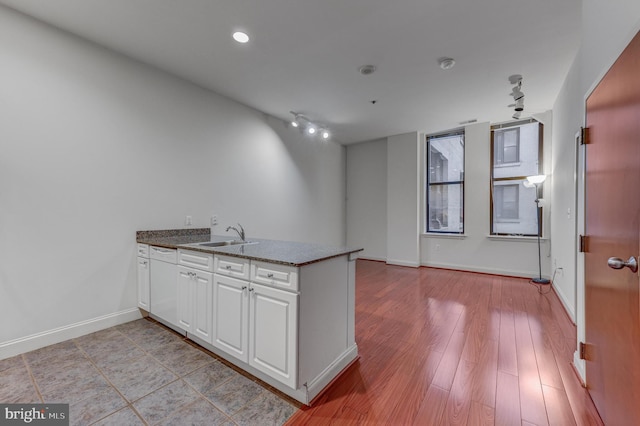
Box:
226;223;246;242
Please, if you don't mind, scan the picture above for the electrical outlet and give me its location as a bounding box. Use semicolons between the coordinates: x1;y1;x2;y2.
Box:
185;215;192;226
211;215;218;226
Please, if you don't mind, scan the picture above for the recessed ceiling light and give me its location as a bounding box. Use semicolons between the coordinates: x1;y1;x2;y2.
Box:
307;126;316;135
232;31;250;43
321;130;330;139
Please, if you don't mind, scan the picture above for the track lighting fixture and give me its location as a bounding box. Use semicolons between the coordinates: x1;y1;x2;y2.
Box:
508;75;525;117
288;111;331;141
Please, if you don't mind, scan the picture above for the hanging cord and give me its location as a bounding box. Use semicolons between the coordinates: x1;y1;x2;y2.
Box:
531;267;561;294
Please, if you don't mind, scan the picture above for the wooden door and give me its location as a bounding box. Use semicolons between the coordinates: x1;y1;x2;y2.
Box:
584;30;640;425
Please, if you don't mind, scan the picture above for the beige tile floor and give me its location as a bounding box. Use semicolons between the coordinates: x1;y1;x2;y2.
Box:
0;318;298;425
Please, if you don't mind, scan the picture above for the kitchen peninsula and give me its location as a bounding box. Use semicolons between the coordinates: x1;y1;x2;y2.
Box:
136;229;362;405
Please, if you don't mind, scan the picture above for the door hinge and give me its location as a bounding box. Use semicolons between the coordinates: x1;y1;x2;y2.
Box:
579;235;587;252
579;342;588;360
580;127;590;145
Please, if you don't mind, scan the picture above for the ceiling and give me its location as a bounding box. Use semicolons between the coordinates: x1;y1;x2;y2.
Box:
0;0;581;144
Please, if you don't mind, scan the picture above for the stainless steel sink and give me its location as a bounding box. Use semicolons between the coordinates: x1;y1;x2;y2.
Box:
197;240;255;247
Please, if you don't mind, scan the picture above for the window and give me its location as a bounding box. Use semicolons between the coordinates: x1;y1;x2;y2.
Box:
490;120;543;236
494;128;520;164
426;131;464;233
494;184;519;219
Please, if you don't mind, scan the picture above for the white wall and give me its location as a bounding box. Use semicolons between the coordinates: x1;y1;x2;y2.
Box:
0;6;346;356
346;139;387;261
421;121;551;277
346;121;551;277
387;132;421;267
551;0;640;380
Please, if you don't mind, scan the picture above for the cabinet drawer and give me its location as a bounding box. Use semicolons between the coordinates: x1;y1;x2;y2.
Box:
214;255;250;280
149;246;177;263
178;249;214;272
137;243;149;258
251;261;299;292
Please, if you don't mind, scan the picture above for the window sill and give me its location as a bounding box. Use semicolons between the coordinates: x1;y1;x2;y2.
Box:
494;162;522;168
422;233;467;239
486;235;548;242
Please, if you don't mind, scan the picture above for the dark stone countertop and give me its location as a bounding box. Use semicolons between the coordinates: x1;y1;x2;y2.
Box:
136;229;363;267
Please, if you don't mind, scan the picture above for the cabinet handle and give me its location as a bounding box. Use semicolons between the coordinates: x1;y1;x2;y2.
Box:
225;265;232;270
266;273;274;278
139;261;147;266
249;288;255;293
241;286;247;291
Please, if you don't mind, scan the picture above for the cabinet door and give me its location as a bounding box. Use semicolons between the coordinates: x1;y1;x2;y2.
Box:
177;266;194;333
212;274;249;362
249;283;298;388
137;257;150;310
193;270;213;343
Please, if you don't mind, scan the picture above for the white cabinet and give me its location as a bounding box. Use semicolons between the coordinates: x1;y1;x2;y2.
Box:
177;250;214;343
137;244;150;311
212;258;298;388
177;266;194;332
251;260;298;292
212;274;249;362
193;268;213;342
177;265;213;341
249;282;298;389
149;246;179;331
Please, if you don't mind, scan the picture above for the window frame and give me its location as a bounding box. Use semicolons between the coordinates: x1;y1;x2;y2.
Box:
426;130;465;234
490;119;543;236
494;183;520;221
494;127;521;165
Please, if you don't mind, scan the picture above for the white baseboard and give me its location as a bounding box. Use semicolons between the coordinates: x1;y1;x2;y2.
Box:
386;259;420;268
0;308;142;360
306;344;358;402
573;350;586;384
552;284;576;323
421;260;539;278
357;255;386;262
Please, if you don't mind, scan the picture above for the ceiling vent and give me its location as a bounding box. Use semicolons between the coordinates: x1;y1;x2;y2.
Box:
358;65;377;75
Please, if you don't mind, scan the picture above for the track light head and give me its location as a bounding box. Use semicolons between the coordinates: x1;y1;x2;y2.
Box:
514;100;524;112
508;74;523;85
511;89;524;101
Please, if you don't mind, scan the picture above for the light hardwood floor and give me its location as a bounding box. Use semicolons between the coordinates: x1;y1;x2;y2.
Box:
286;260;602;425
